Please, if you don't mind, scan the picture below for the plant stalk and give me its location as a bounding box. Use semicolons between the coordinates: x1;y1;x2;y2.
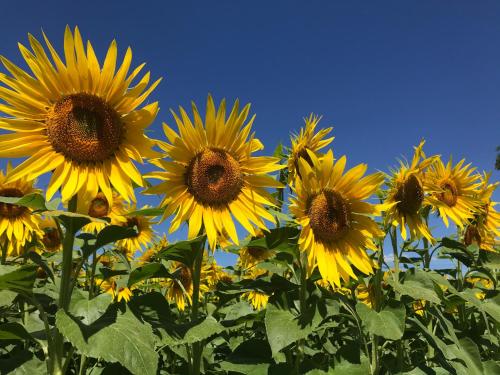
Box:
190;233;206;375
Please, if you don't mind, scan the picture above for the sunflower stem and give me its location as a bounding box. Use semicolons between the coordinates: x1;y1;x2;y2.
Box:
190;231;206;375
295;250;308;374
53;194;78;375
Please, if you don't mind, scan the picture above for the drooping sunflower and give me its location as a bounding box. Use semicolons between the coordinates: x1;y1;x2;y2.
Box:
0;27;161;204
290;150;386;287
146;95;284;249
116;208;156;256
425;157;482;228
238;246;274;270
243;290;269;310
79;191;127;233
164;261;209;311
384;140;437;243
39;217;62;252
0;165;42;257
462;173;500;252
287;113;334;184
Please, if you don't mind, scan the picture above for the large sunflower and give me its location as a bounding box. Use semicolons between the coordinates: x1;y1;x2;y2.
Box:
0;165;42;257
463;173;500;251
0;27;160;204
384;140;437;243
146;95;284;249
79;191;127;233
425;157;481;228
287;113;334;184
290;150;385;287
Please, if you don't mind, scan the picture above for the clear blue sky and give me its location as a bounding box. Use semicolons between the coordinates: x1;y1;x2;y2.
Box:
0;1;499;266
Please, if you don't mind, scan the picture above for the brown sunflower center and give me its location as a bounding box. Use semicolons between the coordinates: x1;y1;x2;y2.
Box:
179;266;192;288
47;93;123;163
0;188;27;218
395;174;424;215
185;148;243;206
42;227;61;252
438;181;458;207
126;217;140;237
247;247;267;259
464;225;481;247
307;190;350;243
88;193;110;218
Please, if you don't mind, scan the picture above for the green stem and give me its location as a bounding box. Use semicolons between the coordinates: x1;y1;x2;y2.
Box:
190;233;206;375
53;194;78;375
295;250;307;374
390;227;399;275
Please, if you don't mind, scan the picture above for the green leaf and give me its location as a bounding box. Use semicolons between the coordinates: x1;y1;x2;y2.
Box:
95;225;137;250
44;210;106;232
355;302;406;340
219;301;256;321
220;338;272;375
157;235;207;268
183;316;225;344
69;290;112;325
0;350;45;374
387;269;441;303
0;323;33;341
0;193;47;211
126;207;165;217
56;308;158;375
331;355;371;374
265;303;317;357
0;265;37;295
219;362;269;375
128;263;170;287
245;226;299;253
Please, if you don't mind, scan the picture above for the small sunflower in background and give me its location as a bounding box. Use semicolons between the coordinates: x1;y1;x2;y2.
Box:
116;209;156;257
290;150;386;287
0;165;42;257
165;261;209;311
96;277;134;303
356;283;376;309
384;140;438;243
79;191;127;233
137;235;168;265
39;217;62;252
287;113;334;184
0;26;160;204
237;230;275;270
243;290;269;310
463;172;500;252
425;157;481;228
203;256;226;289
146;95;284;250
465;276;494;300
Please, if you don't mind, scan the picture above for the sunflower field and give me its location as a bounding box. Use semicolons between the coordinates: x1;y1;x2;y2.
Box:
0;27;499;375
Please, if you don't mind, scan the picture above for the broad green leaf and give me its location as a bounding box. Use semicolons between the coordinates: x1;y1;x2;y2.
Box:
95;225;137;250
219;362;269;375
220;338;272;375
220;301;256;321
0;193;47;211
0;265;37;295
330;355;370;374
69;290;112;325
126;207;165;217
356;302;406;340
56;308;158;375
388;269;441;303
0;350;45;374
265;303;317;357
157;235;207;268
245;226;299;253
128;262;170;287
0;290;18;306
0;323;33;341
183;316;225;344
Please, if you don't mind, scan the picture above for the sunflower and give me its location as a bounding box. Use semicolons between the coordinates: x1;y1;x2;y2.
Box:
203;257;225;289
243;290;269;310
425;158;481;228
80;191;127;233
96;277;133;303
0;165;42;257
39;217;62;252
287;113;334;184
465;276;494;300
238;246;275;270
0;27;160;205
146;95;284;249
384;140;437;243
137;235;168;265
116;208;156;256
463;173;500;252
356;283;375;308
290;150;386;287
165;261;209;311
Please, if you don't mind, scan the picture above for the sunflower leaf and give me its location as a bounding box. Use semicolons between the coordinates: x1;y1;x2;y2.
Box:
0;265;37;296
56;307;158;375
355;302;406;340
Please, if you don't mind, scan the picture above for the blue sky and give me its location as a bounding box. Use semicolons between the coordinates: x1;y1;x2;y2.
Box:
0;1;498;266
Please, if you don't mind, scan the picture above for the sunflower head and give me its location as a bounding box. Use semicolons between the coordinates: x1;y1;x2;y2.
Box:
287;114;334;184
243;290;269;310
425;158;482;228
80;191;127;233
0;166;42;256
116;207;156;256
290;150;385;287
146;95;284;249
165;262;195;311
384;140;437;242
39;217;62;252
0;26;161;204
